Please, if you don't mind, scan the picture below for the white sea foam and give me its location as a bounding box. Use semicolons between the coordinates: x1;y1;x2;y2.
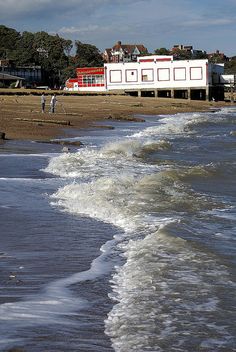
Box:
45;110;218;180
105;227;233;351
50;166;209;234
52;176;143;231
132;112;202;138
215;106;236;114
44;138;162;182
0;236;118;328
40;109;236;349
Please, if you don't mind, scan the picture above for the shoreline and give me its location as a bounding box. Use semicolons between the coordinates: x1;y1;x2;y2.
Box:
0;94;232;141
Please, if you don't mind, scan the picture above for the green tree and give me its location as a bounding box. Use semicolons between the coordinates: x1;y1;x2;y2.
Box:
171;48;192;60
60;65;76;82
209;53;226;64
192;51;208;59
34;31;72;86
63;39;73;57
0;25;21;58
13;31;37;65
74;41;104;67
225;57;236;74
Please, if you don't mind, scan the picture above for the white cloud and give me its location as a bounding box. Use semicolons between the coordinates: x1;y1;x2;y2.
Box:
59;25;101;35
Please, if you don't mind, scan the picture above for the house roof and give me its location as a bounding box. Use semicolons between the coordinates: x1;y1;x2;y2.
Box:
112;41;148;54
0;72;25;81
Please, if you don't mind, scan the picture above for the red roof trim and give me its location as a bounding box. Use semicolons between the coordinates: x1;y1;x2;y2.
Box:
139;58;172;63
139;59;154;62
156;58;172;61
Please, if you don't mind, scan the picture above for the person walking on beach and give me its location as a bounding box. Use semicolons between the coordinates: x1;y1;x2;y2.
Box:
50;94;57;113
41;93;46;113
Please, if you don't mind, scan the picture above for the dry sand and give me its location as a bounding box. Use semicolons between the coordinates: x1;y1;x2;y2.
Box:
0;93;229;141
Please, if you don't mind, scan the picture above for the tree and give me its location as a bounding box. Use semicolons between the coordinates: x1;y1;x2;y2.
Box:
13;31;37;66
0;25;21;58
0;26;74;86
225;57;236;74
192;51;208;60
208;52;227;64
60;65;76;82
154;47;170;55
33;31;72;86
74;41;104;67
63;39;73;57
171;48;192;60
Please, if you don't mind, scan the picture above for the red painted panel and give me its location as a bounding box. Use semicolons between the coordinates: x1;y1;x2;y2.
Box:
156;58;172;61
67;78;79;83
76;67;104;76
139;59;154;62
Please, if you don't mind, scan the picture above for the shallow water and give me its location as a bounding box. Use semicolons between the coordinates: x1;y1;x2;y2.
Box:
0;108;236;351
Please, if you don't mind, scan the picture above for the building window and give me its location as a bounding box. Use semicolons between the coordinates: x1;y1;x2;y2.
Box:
141;69;154;82
125;69;138;82
174;67;186;81
81;75;104;86
83;76;95;85
157;68;170;81
110;70;122;83
190;67;203;80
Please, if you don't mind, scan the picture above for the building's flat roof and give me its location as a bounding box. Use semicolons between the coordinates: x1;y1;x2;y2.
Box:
0;72;25;80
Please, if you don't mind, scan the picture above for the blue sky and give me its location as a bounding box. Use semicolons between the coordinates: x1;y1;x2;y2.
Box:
0;0;236;56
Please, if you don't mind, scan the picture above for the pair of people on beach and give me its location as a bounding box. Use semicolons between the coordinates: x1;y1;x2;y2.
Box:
41;93;57;113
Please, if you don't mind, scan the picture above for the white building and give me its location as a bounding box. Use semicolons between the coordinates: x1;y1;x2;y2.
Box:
104;56;224;100
65;56;225;100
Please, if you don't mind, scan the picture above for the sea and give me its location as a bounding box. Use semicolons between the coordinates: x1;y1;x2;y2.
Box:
0;106;235;352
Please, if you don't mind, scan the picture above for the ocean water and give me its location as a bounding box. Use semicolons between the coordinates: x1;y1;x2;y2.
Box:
0;107;235;351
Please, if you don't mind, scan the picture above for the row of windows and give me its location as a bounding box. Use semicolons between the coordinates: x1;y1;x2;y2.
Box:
109;67;203;84
78;75;104;86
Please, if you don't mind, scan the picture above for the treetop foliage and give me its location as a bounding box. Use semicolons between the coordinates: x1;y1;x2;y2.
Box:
0;25;104;85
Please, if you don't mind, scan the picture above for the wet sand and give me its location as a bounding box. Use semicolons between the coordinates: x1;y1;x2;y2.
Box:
0;93;228;141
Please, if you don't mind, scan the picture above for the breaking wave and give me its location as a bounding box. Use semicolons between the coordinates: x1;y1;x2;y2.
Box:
43;108;236;351
105;225;234;352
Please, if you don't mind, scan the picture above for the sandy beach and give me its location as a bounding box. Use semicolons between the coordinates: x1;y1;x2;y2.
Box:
0;92;230;141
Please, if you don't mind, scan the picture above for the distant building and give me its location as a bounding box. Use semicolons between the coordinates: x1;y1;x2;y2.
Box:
208;50;228;62
103;41;148;63
0;72;25;87
172;44;193;52
192;49;207;58
103;48;112;63
0;60;42;85
65;67;105;92
171;44;207;59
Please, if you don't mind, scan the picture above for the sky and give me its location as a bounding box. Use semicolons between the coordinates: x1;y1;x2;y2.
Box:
0;0;236;56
